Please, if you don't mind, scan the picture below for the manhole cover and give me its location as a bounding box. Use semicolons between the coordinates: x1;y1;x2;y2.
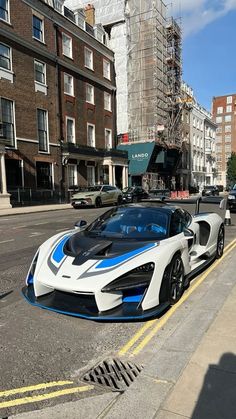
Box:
81;358;143;392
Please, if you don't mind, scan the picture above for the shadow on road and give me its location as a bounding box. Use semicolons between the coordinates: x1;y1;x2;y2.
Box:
191;353;236;419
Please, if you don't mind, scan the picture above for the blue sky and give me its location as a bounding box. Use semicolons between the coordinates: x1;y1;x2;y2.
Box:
171;0;236;111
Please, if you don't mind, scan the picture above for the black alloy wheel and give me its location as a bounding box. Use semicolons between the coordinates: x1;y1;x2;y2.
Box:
117;195;123;205
166;254;185;305
216;225;224;259
132;195;138;203
95;197;102;208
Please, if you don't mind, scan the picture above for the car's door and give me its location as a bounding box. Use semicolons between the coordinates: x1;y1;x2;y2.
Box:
101;186;115;203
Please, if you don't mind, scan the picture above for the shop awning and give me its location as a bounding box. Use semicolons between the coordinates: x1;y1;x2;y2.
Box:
117;142;155;175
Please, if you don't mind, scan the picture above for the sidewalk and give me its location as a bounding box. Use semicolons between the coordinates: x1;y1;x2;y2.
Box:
0;203;71;216
10;244;236;419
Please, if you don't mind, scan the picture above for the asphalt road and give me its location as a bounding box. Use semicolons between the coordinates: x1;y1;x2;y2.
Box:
0;202;236;417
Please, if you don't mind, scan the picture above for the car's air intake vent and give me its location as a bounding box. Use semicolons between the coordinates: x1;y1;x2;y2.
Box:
81;358;143;392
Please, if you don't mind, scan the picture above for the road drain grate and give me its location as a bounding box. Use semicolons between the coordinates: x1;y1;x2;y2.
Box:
81;358;143;392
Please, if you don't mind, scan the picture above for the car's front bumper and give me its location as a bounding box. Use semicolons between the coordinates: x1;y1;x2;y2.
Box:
22;285;169;321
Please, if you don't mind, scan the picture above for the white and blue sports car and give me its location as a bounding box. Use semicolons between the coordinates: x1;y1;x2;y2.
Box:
22;202;224;321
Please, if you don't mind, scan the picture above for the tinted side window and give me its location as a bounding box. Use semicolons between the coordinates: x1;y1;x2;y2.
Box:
170;210;190;236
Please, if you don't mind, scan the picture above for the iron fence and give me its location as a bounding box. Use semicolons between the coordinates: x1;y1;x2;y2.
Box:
8;188;67;207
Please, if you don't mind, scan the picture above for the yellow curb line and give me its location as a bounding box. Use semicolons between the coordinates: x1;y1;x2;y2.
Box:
118;237;236;357
0;385;94;409
0;381;73;398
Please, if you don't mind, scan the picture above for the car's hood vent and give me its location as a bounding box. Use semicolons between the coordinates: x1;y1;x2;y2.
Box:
64;233;152;266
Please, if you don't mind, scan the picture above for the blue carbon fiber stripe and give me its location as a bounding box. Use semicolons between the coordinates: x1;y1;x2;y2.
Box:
95;242;157;269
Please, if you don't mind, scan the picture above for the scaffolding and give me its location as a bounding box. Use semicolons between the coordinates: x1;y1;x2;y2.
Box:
125;0;168;144
166;17;182;148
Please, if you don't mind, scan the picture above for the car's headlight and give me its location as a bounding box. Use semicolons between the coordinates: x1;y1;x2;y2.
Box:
101;263;155;292
228;195;236;200
26;251;39;285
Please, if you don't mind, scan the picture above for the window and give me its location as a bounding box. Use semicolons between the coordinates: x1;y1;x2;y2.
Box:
0;0;9;22
64;73;74;96
104;92;111;111
87;165;95;186
84;47;93;70
225;135;231;142
225;144;231;152
193;116;196;127
66;117;75;143
225;115;231;122
216;155;222;162
225;153;231;161
105;128;112;149
216;136;222;143
227;96;232;104
86;83;94;104
34;60;46;84
216;126;222;134
217;106;223;114
215;116;222;123
216;145;222;152
0;97;15;146
226;105;232;113
68;164;77;187
103;59;110;79
62;33;72;58
193;133;196;145
225;125;231;133
0;43;11;70
36;162;52;189
37;109;48;152
87;123;95;147
33;15;44;42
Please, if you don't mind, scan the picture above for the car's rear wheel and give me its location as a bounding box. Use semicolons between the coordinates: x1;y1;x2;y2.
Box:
132;196;138;203
216;224;224;259
117;195;123;206
95;197;102;208
164;254;185;305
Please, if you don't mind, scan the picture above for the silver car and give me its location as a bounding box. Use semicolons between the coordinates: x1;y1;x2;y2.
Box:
71;185;123;208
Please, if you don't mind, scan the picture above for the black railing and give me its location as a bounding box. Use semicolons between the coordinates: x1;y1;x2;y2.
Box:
8;188;67;207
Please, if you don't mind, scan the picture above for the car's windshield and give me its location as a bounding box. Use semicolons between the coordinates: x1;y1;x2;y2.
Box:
86;207;169;240
122;187;134;193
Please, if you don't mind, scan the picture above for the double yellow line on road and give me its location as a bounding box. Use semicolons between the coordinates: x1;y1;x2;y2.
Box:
0;380;93;409
119;237;236;357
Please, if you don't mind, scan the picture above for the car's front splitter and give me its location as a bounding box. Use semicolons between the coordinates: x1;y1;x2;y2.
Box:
22;286;169;322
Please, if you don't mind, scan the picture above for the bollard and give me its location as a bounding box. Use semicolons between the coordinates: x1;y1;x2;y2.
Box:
224;198;231;226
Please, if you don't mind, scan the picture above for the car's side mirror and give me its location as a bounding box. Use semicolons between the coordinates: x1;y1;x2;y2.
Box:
74;220;87;229
183;228;194;238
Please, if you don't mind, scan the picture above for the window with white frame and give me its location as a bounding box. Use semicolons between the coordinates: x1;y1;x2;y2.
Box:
86;83;94;104
216;116;222;123
225;125;231;132
225;144;231;152
193;133;196;145
87;165;95;186
87;123;95;147
104;92;111;111
68;164;77;187
216;126;222;133
225;115;231;122
0;0;9;22
0;97;15;146
217;106;223;114
33;15;44;42
226;105;232;113
225;135;231;142
66;117;75;143
0;43;11;70
216;155;222;161
62;33;73;58
36;162;52;189
105;128;112;149
227;96;232;104
103;59;110;80
216;145;222;152
34;60;46;84
64;73;74;96
84;47;93;70
37;109;48;152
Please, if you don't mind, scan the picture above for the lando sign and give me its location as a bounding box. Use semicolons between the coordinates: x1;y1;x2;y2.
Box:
118;141;155;175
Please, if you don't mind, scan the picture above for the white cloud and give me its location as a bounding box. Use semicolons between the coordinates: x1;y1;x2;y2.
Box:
170;0;236;37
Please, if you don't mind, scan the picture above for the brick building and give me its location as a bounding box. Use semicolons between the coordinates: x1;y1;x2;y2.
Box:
212;94;236;187
0;0;127;207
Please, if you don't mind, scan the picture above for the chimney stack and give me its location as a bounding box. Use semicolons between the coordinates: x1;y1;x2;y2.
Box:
84;4;95;27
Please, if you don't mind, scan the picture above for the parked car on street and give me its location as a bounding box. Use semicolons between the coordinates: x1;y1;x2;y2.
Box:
71;185;123;208
228;184;236;210
202;185;219;196
23;201;224;321
122;186;149;203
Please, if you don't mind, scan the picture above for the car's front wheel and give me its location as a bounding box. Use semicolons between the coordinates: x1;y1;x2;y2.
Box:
216;224;224;259
165;254;185;305
95;197;102;208
117;195;123;206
